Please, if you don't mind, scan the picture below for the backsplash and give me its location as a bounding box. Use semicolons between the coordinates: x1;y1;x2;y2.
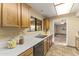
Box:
0;28;27;40
0;27;43;41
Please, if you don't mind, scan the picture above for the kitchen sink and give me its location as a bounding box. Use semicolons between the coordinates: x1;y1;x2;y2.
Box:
35;34;47;38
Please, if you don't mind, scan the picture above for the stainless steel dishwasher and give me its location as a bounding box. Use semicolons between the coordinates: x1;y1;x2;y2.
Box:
33;41;44;56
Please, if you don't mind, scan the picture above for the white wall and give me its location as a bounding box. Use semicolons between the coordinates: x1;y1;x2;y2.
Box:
30;8;44;20
50;14;79;46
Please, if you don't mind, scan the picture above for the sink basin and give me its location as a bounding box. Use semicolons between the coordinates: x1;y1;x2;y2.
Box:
35;34;47;38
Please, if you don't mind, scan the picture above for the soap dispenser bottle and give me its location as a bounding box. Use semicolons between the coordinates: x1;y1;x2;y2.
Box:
19;34;24;44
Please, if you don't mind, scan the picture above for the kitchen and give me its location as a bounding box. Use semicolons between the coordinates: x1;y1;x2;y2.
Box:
0;3;53;56
0;3;79;56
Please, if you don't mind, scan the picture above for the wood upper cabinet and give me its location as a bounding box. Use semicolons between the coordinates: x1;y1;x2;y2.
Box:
21;4;30;28
0;3;31;28
2;3;19;27
44;35;53;55
0;4;1;27
43;18;50;31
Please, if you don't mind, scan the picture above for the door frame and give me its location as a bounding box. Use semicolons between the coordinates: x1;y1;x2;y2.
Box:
53;19;68;46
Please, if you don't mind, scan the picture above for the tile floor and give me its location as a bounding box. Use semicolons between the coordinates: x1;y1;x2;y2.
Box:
46;44;79;56
54;34;66;43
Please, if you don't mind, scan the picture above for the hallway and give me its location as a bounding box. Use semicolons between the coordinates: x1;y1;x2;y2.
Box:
54;20;67;44
46;44;79;56
54;34;66;43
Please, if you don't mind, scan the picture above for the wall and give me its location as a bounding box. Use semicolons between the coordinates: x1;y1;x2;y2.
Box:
30;8;43;20
0;28;20;41
50;13;79;46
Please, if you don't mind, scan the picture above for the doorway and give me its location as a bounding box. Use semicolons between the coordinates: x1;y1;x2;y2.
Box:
53;19;68;45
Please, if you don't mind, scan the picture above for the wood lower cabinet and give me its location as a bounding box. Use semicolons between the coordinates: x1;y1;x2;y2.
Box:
19;47;33;56
44;39;48;55
75;37;79;50
47;37;50;51
44;35;53;55
49;35;53;47
2;3;20;27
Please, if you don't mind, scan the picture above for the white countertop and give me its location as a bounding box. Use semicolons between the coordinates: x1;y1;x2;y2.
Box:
0;32;52;56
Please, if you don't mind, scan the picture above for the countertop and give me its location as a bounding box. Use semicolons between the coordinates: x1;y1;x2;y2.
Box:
0;32;52;56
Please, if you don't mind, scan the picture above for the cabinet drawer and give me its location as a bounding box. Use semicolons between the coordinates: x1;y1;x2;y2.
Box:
19;47;33;56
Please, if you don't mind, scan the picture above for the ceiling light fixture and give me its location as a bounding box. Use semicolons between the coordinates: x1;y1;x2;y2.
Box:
55;3;73;15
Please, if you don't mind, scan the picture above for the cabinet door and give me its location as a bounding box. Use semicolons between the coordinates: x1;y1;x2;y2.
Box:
75;38;79;50
44;39;48;55
47;38;50;50
21;4;29;28
49;35;53;47
44;35;53;55
19;47;33;56
43;18;50;32
77;39;79;50
0;3;1;27
2;3;19;27
75;38;78;48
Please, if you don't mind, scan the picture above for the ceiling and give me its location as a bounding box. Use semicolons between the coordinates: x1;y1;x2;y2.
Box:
28;3;79;18
28;3;57;17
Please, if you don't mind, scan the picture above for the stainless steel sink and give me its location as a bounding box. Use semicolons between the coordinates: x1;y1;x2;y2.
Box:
35;34;47;38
